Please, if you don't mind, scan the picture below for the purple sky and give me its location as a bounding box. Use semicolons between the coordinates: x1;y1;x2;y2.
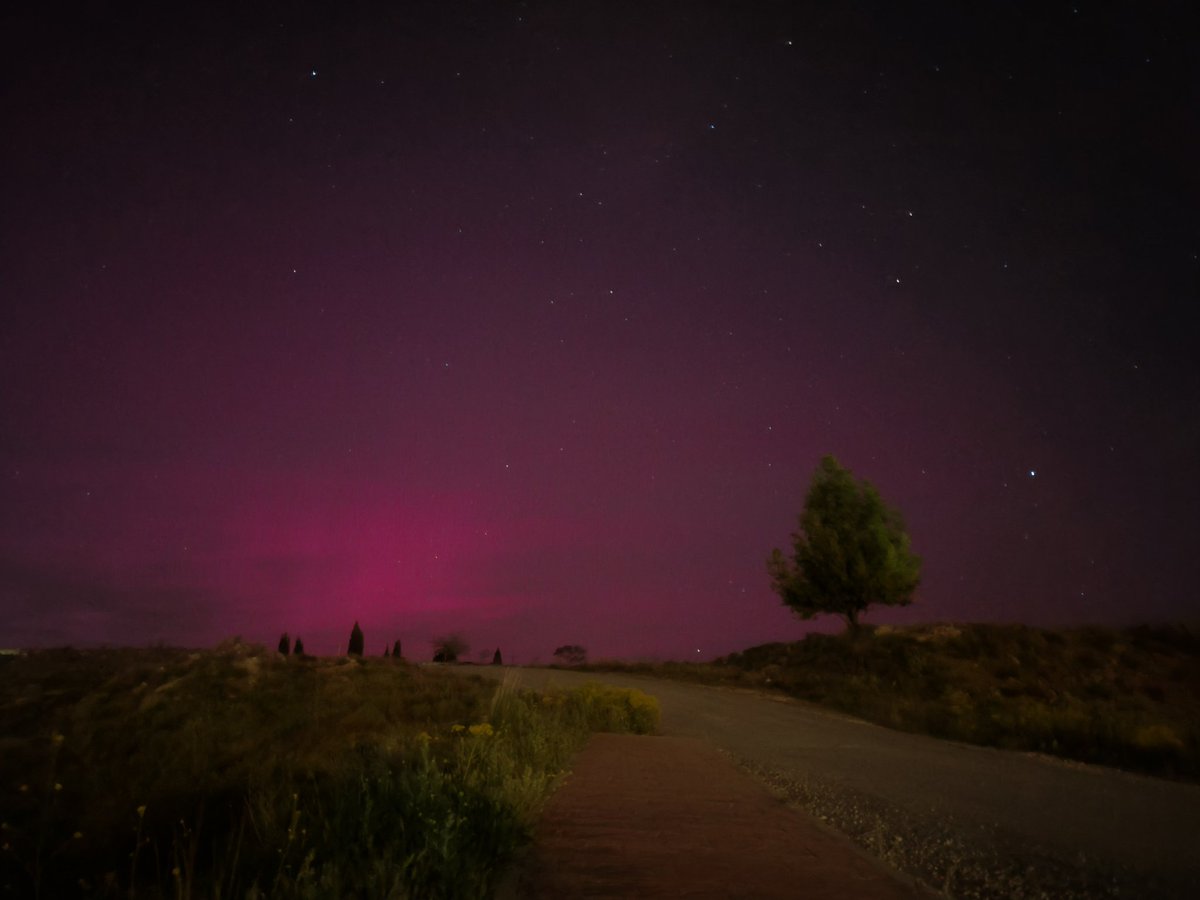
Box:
2;2;1196;660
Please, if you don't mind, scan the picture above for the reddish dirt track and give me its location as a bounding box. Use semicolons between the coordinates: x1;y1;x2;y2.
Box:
502;734;929;899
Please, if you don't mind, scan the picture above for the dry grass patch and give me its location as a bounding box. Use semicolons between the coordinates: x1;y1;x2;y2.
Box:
0;641;658;899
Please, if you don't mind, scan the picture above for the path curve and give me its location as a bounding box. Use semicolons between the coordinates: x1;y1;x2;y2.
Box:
453;665;1200;898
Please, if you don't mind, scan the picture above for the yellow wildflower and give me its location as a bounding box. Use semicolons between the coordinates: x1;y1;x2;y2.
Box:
450;724;465;734
467;723;494;738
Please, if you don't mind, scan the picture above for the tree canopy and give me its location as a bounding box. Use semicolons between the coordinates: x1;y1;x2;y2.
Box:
432;633;468;663
768;455;921;633
553;645;587;665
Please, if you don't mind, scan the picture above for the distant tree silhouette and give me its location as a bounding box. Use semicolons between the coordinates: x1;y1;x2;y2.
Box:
348;621;364;657
492;647;503;665
278;632;290;655
432;633;467;663
392;639;402;659
553;644;587;665
383;644;391;657
293;637;305;655
768;455;921;634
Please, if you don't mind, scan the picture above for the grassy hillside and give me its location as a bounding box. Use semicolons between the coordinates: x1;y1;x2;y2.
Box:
0;640;659;899
586;623;1200;779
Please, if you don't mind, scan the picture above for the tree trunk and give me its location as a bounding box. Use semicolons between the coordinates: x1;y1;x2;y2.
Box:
844;609;860;636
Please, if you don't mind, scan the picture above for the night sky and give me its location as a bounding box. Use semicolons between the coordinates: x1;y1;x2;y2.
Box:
2;1;1196;661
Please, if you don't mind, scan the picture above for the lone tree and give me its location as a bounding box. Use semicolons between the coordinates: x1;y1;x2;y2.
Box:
348;621;365;656
392;639;402;659
432;633;467;663
293;636;305;655
553;644;587;666
768;455;921;634
492;647;503;665
277;632;290;655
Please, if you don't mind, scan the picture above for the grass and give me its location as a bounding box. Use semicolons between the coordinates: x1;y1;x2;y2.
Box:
580;622;1200;780
0;639;659;899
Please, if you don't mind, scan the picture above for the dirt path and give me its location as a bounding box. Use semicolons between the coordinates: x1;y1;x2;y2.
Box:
502;733;927;899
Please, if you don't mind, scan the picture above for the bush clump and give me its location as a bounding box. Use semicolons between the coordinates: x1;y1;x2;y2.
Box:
562;683;661;734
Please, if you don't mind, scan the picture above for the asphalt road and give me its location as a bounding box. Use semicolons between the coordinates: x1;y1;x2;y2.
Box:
451;665;1200;897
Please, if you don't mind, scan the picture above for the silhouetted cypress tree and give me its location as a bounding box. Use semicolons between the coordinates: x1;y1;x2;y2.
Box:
384;645;391;657
392;639;402;659
294;637;305;655
492;647;503;665
348;621;364;656
278;632;290;655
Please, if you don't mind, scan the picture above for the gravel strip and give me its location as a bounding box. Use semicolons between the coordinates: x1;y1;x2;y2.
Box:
734;756;1189;900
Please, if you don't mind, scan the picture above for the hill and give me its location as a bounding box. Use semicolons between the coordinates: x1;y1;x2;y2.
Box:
585;623;1200;779
0;640;657;899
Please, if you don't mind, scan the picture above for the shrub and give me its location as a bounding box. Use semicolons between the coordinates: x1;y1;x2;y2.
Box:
553;644;587;666
1133;723;1185;753
563;683;661;734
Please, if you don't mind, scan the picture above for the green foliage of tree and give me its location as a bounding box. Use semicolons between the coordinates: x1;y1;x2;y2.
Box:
768;455;921;633
348;621;364;657
432;634;467;663
278;632;290;655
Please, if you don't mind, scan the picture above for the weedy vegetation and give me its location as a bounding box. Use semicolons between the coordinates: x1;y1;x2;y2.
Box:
0;639;659;899
583;622;1200;780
